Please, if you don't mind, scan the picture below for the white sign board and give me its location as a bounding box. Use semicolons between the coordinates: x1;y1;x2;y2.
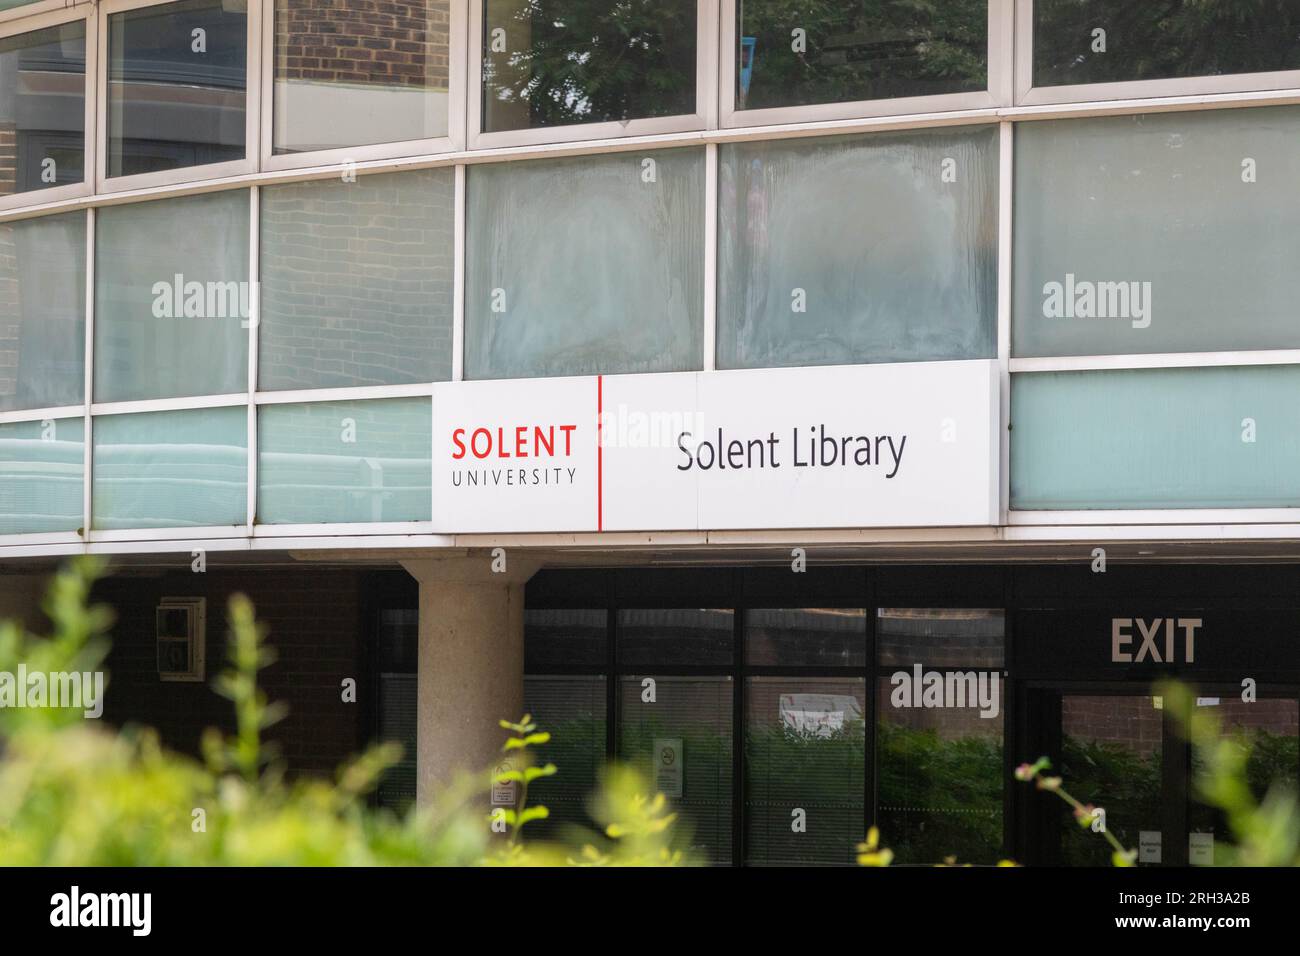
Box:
779;693;863;738
653;738;683;798
1189;831;1214;865
432;376;598;532
432;361;999;533
1139;830;1162;864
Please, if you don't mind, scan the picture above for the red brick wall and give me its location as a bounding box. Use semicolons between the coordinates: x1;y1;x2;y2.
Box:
94;568;368;778
275;0;449;89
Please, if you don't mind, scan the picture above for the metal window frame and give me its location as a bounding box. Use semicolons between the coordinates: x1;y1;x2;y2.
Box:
0;0;71;28
720;0;1015;129
0;4;96;212
258;0;466;172
466;0;718;150
1014;0;1300;107
96;0;261;194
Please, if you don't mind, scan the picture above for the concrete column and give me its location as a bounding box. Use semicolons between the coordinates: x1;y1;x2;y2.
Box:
401;556;539;803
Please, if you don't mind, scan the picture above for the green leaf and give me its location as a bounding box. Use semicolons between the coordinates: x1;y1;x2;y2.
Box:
523;763;557;783
518;806;550;825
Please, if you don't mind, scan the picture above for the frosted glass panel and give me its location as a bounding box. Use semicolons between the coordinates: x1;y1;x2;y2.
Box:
1012;367;1300;510
0;417;83;534
259;170;453;390
0;211;85;411
465;148;704;379
92;407;246;529
1015;108;1300;358
718;127;998;370
95;191;249;402
258;398;432;524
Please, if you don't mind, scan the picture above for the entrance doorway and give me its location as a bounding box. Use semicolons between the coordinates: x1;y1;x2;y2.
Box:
1021;684;1300;866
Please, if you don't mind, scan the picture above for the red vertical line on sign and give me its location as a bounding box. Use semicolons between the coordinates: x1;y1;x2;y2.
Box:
597;375;604;531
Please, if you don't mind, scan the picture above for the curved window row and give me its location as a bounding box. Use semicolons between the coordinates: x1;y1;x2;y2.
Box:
8;1;1300;207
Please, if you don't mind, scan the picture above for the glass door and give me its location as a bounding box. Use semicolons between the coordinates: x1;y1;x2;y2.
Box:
1022;686;1177;866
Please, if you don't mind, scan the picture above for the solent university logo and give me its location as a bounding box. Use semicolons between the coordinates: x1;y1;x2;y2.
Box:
449;423;580;487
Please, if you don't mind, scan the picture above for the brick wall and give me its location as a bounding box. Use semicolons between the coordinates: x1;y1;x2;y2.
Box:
0;215;18;403
94;568;369;778
0;124;15;197
275;0;450;90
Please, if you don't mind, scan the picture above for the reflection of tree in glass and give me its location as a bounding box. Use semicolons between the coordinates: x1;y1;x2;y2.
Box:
737;0;987;110
483;0;697;128
1059;737;1161;866
745;720;866;864
876;723;1003;865
1034;0;1300;87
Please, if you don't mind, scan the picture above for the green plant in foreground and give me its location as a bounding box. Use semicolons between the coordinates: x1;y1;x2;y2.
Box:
0;558;685;866
1015;757;1137;867
1157;681;1300;867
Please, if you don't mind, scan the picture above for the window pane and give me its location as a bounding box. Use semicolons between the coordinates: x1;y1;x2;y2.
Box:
718;127;997;370
257;398;432;524
465;148;703;379
525;608;607;670
481;0;696;133
1033;1;1300;88
745;676;865;866
107;0;246;178
745;608;866;667
1189;697;1299;865
259;169;453;390
273;0;450;154
0;417;82;533
617;608;734;668
95;190;249;403
619;675;733;864
1012;367;1300;510
524;675;606;839
0;21;85;196
736;0;987;111
878;673;1003;864
877;608;1005;669
0;211;84;411
1015;108;1300;358
1059;695;1162;867
92;406;246;530
376;671;417;812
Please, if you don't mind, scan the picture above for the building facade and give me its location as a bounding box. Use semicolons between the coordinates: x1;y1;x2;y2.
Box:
2;0;1300;866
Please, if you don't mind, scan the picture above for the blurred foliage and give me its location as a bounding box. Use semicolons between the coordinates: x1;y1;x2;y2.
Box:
1159;681;1300;867
0;558;690;866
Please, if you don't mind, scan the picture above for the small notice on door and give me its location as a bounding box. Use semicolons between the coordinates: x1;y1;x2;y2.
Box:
653;738;683;798
1139;830;1162;864
1189;831;1214;865
491;759;516;806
